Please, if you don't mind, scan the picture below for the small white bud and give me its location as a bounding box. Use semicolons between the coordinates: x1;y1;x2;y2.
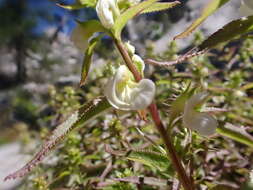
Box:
132;54;145;74
125;41;135;55
96;0;120;29
233;90;245;98
183;92;218;136
104;65;155;110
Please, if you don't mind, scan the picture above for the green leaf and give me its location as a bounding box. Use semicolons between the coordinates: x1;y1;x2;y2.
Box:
57;0;96;9
174;0;231;39
140;1;180;14
71;20;107;52
198;16;253;50
127;149;170;172
79;36;101;86
79;0;97;7
217;123;253;148
113;0;159;39
57;3;86;10
4;96;111;181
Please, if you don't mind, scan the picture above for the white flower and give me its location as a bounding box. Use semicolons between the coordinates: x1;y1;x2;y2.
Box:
239;0;253;17
70;24;88;51
96;0;120;29
104;65;155;110
183;92;218;136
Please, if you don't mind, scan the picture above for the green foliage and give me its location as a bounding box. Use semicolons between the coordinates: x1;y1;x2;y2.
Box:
58;0;97;9
174;0;231;39
113;0;159;39
140;1;180;14
80;36;101;86
198;16;253;50
6;0;253;189
217;123;253;148
127;149;171;172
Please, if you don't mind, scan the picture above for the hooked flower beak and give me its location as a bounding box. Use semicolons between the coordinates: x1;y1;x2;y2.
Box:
104;65;155;110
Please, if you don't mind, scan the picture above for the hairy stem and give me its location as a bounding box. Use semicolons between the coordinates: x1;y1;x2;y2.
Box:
114;39;194;190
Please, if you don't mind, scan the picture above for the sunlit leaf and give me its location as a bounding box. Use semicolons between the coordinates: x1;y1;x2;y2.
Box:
79;36;101;86
57;0;96;9
174;0;231;39
113;0;159;39
4;96;111;181
127;149;171;172
57;3;86;10
198;16;253;50
217;123;253;148
140;1;180;14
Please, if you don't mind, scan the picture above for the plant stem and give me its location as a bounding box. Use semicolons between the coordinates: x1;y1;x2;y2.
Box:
114;39;194;190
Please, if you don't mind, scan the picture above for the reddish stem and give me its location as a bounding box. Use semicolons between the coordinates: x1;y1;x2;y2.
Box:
114;39;194;190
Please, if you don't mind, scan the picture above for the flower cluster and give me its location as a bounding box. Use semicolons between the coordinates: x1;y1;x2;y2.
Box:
183;92;218;136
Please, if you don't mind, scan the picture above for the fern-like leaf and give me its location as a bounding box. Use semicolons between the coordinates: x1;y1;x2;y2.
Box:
4;96;111;181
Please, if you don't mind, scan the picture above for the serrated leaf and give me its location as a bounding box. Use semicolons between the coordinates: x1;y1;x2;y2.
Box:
4;96;111;181
79;36;101;86
113;0;159;39
141;1;180;14
174;0;231;39
217;123;253;148
127;149;170;172
198;16;253;50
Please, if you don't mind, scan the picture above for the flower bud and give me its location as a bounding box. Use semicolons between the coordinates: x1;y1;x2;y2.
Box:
104;65;155;110
125;41;135;55
183;92;218;136
132;54;145;74
96;0;120;29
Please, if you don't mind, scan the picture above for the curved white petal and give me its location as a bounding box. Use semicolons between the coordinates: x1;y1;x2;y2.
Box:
129;79;155;110
104;77;131;110
104;65;155;110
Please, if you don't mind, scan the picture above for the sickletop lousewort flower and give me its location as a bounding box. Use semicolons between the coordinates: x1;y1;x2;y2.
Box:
96;0;120;29
183;92;218;136
239;0;253;17
104;65;155;110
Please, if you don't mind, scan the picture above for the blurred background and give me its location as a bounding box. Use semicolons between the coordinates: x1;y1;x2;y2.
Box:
0;0;243;189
